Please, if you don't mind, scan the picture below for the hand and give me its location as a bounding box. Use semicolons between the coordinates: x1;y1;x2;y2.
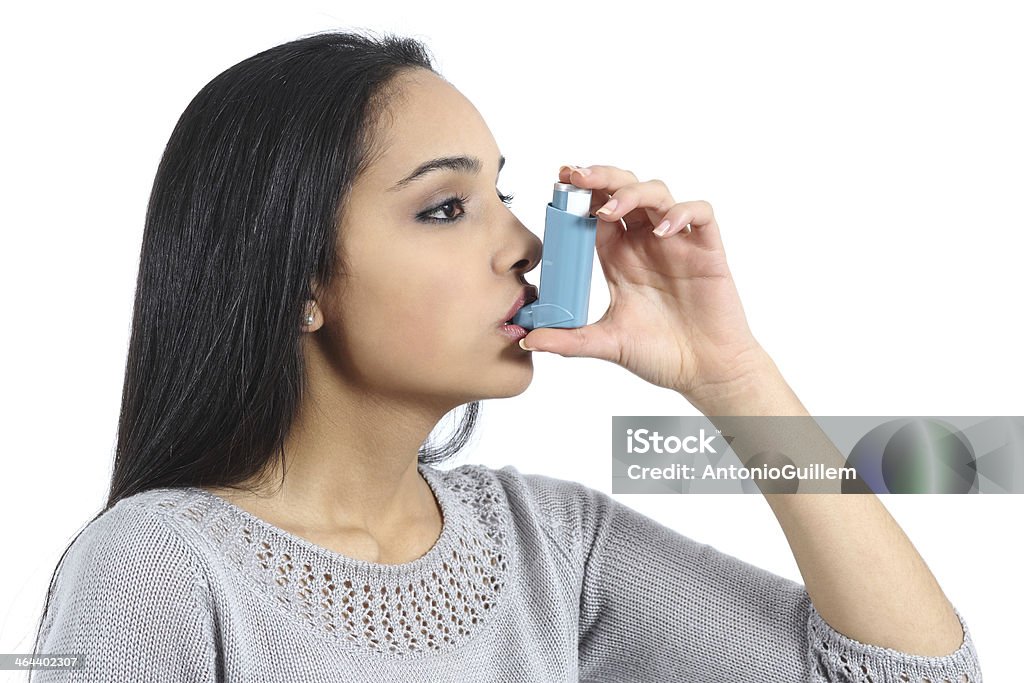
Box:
520;163;772;405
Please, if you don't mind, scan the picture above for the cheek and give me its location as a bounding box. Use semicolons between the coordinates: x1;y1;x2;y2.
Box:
395;269;499;394
350;267;473;377
398;269;475;364
334;227;489;390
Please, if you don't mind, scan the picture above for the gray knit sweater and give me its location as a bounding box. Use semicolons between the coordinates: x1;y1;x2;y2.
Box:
32;463;983;682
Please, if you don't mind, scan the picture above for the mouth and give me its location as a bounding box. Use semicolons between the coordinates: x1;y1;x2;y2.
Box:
500;285;539;326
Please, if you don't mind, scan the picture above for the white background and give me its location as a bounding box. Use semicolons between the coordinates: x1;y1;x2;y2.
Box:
2;0;1020;680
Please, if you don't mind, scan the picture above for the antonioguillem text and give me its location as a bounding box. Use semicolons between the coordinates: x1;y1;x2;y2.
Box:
626;463;859;481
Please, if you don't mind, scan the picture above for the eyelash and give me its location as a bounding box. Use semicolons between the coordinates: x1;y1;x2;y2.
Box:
417;189;516;224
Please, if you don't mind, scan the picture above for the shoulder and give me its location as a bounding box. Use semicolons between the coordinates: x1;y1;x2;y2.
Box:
493;463;615;518
39;491;221;677
53;489;213;605
430;462;618;555
430;462;615;516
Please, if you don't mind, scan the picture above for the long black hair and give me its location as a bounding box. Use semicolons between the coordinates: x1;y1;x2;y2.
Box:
29;27;480;662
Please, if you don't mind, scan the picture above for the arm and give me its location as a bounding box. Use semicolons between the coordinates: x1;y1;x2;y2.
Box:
575;483;982;683
510;463;980;682
31;503;220;682
515;166;982;680
687;349;980;663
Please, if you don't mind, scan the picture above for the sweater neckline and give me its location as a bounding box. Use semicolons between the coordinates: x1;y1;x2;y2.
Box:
158;463;515;656
185;462;462;579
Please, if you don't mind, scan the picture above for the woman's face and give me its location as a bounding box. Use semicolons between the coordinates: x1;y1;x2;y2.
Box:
317;68;543;408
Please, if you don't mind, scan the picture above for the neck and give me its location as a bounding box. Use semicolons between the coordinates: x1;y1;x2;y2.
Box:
223;368;463;537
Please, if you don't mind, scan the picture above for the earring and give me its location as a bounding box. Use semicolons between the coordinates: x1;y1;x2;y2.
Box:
305;313;314;325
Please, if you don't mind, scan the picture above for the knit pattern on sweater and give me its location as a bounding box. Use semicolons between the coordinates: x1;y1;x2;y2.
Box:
33;463;984;682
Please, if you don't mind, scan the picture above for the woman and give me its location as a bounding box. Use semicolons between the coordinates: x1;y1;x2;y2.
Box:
30;29;983;681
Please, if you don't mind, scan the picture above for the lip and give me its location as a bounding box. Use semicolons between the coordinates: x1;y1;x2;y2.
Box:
499;285;539;326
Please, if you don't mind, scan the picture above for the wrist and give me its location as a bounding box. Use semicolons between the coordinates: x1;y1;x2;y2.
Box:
683;348;807;417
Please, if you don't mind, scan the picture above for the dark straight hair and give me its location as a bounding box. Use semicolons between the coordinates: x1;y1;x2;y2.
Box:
30;28;480;661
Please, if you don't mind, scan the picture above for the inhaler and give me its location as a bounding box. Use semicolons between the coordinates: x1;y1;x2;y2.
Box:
511;182;598;330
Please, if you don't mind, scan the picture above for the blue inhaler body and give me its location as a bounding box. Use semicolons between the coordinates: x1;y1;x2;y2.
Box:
511;182;598;330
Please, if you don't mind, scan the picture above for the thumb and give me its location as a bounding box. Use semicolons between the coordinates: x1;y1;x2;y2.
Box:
518;323;619;363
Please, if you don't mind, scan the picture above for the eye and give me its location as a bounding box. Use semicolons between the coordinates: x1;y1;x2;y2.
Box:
416;188;515;225
418;194;469;224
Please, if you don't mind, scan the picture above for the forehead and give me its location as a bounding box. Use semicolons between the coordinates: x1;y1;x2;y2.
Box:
366;70;498;180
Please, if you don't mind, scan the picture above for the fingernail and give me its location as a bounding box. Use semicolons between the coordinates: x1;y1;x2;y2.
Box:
653;219;672;236
573;166;592;177
595;198;618;216
558;164;573;175
519;338;535;351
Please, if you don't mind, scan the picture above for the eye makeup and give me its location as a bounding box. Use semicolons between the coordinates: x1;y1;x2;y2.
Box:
416;188;515;225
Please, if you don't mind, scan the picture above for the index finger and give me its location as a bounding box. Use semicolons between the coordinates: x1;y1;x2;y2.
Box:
556;164;640;213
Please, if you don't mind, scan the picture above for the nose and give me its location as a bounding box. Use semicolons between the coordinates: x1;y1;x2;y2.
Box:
509;220;543;277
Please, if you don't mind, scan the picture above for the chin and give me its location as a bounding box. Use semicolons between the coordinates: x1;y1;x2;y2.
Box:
425;364;533;406
488;364;535;399
461;363;534;402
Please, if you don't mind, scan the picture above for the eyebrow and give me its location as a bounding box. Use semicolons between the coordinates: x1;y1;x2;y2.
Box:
387;154;505;192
